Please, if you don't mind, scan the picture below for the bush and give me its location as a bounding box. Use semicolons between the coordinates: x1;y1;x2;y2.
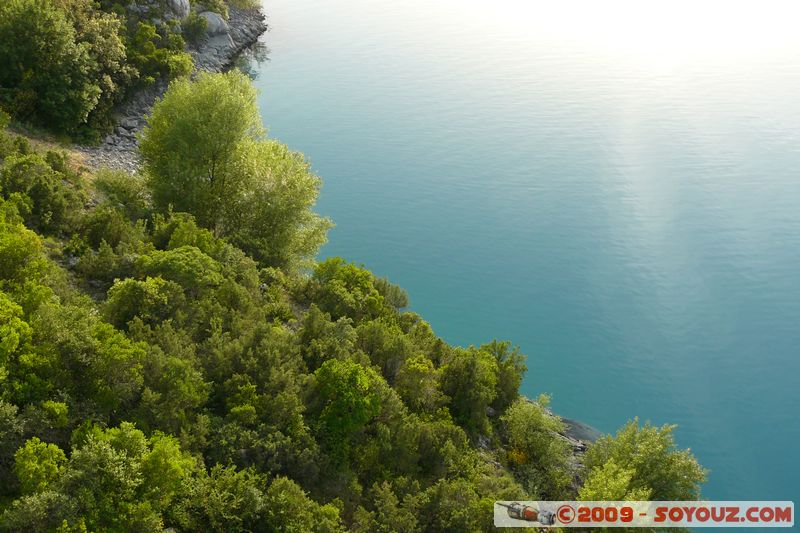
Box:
0;0;133;135
0;0;99;131
93;169;149;220
582;419;707;501
183;11;208;45
501;396;572;498
105;276;186;329
127;22;193;86
141;71;330;269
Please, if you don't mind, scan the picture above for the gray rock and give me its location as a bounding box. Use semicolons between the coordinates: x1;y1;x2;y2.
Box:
167;0;190;19
200;11;229;36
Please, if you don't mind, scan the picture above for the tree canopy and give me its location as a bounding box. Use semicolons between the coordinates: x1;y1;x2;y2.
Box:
0;72;706;531
141;71;332;270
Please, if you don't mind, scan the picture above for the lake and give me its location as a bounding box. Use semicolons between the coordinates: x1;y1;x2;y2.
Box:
252;0;800;505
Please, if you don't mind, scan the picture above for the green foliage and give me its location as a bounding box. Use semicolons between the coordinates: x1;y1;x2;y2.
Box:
229;139;333;268
183;11;208;45
57;0;135;135
311;358;382;463
0;0;192;135
0;72;706;530
81;204;140;248
141;71;264;228
501;396;572;498
0;0;100;131
0;204;47;286
141;71;330;269
105;276;186;329
263;476;345;532
373;276;410;310
440;346;498;435
0;0;138;135
356;319;418;383
395;355;446;414
483;340;527;413
578;458;653;501
13;437;66;494
583;419;707;501
93;169;149;220
297;304;357;371
126;22;193;87
0;291;34;388
311;257;388;321
0;152;85;234
167;465;268;530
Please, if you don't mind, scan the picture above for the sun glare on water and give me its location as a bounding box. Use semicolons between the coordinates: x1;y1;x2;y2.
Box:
440;0;800;69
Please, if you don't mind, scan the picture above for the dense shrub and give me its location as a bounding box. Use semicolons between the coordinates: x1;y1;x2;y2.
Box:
0;0;100;131
126;22;193;87
0;0;191;136
0;87;706;530
182;11;208;45
141;71;331;270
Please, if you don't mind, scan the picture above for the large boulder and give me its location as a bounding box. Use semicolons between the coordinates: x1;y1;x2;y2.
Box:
166;0;190;19
199;11;230;36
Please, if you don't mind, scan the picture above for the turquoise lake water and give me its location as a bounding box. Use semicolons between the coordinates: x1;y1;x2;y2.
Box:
252;0;800;505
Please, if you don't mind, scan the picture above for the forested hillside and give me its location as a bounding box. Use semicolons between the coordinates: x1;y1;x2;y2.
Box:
0;1;705;530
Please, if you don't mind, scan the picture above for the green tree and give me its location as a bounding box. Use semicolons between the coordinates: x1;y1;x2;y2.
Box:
0;199;48;286
501;396;572;498
141;71;264;230
297;304;357;371
126;22;193;87
395;355;446;414
167;465;268;531
356;319;417;383
0;402;25;491
0;0;99;131
0;291;34;390
104;276;186;329
310;258;387;322
310;359;382;463
56;0;135;134
583;419;707;500
13;437;66;494
0;152;85;234
263;476;345;532
228;140;332;268
440;346;498;435
140;71;330;268
482;340;527;413
578;459;652;500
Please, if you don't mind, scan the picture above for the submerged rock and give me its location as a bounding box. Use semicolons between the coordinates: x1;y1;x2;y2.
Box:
561;417;602;443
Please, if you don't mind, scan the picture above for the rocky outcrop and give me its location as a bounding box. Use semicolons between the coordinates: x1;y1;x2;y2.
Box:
194;7;266;71
76;6;267;173
200;11;229;35
128;0;190;20
167;0;190;19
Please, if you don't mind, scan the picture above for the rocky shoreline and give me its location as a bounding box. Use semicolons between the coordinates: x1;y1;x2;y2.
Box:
75;5;268;173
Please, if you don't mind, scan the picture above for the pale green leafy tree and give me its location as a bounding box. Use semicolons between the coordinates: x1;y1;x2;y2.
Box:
140;71;330;269
141;71;263;230
13;437;66;494
583;419;707;501
501;396;572;498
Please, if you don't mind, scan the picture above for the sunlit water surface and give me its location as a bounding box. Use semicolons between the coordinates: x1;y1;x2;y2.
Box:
252;0;800;504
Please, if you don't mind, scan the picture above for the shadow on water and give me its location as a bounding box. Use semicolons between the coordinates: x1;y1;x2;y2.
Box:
234;41;271;80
